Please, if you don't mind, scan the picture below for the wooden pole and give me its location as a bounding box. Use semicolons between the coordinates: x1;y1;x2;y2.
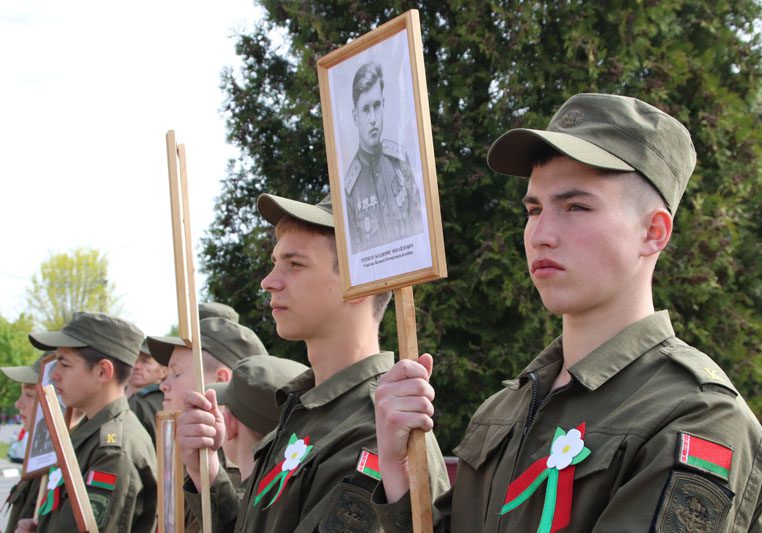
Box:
394;286;433;533
33;473;48;522
166;131;211;533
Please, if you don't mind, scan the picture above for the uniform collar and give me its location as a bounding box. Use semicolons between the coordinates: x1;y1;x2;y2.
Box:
137;383;161;395
513;311;675;391
276;352;394;409
358;145;382;165
71;396;129;446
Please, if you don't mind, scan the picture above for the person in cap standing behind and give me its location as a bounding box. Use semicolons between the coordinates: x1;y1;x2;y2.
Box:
0;354;47;533
183;354;308;528
198;301;240;323
372;93;762;531
148;316;268;533
16;311;157;533
127;339;168;445
177;193;450;532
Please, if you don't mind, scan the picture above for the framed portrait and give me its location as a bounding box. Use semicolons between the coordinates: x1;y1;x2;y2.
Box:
37;384;99;532
156;411;184;533
23;353;66;478
317;9;447;298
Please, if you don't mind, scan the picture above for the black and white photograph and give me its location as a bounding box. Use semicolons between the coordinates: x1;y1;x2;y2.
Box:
23;354;64;477
318;11;446;296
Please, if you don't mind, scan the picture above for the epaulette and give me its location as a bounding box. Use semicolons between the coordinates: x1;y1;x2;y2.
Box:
100;418;123;448
345;159;361;194
382;139;408;162
660;341;738;397
136;383;161;397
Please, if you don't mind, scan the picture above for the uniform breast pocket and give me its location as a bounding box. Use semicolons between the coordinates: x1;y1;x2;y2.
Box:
566;433;627;507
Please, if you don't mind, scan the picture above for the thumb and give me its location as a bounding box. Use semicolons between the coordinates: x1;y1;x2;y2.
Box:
204;388;220;414
418;353;434;379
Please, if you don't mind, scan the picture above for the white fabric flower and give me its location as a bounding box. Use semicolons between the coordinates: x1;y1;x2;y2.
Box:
48;468;62;490
282;439;309;471
546;429;585;470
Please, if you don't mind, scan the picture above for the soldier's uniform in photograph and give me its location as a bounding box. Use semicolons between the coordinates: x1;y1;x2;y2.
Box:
345;140;424;253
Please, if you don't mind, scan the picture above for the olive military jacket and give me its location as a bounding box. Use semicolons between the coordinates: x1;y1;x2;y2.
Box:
375;312;762;532
187;352;450;532
36;396;157;532
184;450;242;533
128;382;164;445
3;476;40;533
345;141;424;254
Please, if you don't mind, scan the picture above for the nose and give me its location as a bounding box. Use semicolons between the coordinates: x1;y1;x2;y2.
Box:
526;211;559;249
260;267;282;293
51;367;61;383
159;377;170;393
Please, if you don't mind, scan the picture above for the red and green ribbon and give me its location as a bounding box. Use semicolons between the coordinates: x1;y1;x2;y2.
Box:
252;433;313;509
39;466;64;516
500;423;590;532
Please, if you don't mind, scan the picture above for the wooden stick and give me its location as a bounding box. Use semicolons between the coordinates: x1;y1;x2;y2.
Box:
394;286;433;533
38;384;98;532
33;472;48;522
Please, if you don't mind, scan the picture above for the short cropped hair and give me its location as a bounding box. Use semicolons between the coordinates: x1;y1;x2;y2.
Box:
275;215;392;322
352;62;384;107
76;346;132;385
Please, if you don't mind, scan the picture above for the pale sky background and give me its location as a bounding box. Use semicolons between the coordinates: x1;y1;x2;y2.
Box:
0;0;263;336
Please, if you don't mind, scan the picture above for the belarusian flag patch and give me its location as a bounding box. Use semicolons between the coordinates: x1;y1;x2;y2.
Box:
356;449;381;481
86;470;118;491
676;432;732;481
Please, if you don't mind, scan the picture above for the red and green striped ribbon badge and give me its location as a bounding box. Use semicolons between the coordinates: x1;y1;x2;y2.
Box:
356;449;382;481
500;423;590;533
86;470;117;491
252;433;313;510
677;432;732;481
39;466;64;516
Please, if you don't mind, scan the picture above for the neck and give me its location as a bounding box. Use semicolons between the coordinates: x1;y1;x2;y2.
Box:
237;432;262;481
554;290;655;388
82;384;124;419
306;320;380;387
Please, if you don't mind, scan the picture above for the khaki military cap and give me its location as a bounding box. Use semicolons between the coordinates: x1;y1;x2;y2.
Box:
147;317;267;367
0;351;54;384
29;312;144;366
208;355;307;435
487;93;697;213
257;193;334;228
198;302;240;323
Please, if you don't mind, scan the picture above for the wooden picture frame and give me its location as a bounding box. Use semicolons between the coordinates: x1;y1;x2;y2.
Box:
157;411;184;533
23;353;65;478
37;384;98;532
317;9;447;298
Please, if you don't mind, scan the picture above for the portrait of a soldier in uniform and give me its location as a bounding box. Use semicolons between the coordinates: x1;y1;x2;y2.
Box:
344;62;425;254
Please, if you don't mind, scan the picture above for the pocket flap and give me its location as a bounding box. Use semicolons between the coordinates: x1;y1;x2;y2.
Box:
454;420;516;471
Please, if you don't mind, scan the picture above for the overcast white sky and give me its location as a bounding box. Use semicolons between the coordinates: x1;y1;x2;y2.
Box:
0;0;262;336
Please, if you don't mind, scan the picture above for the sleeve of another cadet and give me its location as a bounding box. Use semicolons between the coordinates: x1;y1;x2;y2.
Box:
372;484;453;533
68;446;156;533
592;392;762;531
184;466;242;532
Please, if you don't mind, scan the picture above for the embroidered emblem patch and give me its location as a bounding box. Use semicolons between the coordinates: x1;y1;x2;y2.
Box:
676;433;732;482
318;482;378;532
86;470;117;491
356;449;381;481
89;492;112;528
559;108;585;128
653;470;731;532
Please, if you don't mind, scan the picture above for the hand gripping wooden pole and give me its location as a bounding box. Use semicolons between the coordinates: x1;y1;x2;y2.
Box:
166;130;211;533
394;286;433;532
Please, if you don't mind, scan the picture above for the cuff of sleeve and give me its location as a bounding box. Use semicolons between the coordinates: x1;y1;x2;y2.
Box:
371;482;414;532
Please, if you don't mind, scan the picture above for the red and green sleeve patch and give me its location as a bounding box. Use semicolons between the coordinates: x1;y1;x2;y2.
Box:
677;433;732;482
86;470;118;491
356;449;381;481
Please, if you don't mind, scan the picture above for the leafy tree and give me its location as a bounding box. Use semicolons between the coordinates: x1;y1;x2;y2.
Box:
202;1;762;452
0;314;40;412
26;248;120;330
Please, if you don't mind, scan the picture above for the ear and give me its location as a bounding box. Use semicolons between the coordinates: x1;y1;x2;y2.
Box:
215;367;233;384
97;359;115;383
641;208;673;257
223;409;238;440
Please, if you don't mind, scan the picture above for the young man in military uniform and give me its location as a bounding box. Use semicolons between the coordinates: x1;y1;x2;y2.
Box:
149;316;267;533
177;193;450;532
127;339;168;444
16;311;157;533
345;61;424;253
0;354;46;533
372;93;762;531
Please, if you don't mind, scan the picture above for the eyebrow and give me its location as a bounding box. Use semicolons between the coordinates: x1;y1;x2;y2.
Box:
522;188;597;206
271;250;310;262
